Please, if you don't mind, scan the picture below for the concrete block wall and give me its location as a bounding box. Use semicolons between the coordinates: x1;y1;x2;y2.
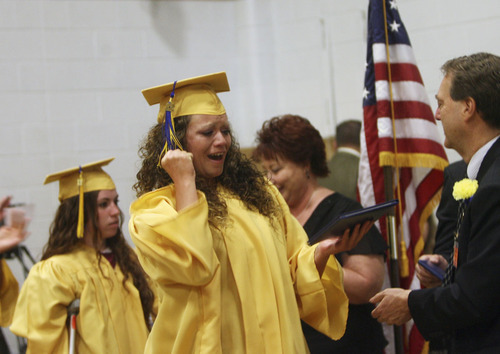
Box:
0;0;499;349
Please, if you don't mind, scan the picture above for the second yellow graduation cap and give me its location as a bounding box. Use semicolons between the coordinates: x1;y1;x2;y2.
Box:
44;158;116;238
142;71;230;154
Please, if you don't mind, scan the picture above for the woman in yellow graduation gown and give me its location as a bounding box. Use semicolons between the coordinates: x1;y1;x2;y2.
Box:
10;158;154;354
0;259;18;327
130;72;373;353
0;195;28;328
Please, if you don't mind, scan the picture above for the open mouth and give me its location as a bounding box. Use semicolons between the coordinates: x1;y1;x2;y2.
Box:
208;153;225;161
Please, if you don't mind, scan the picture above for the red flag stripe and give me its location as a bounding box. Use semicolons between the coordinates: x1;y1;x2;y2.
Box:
375;100;435;123
374;62;424;83
378;137;449;156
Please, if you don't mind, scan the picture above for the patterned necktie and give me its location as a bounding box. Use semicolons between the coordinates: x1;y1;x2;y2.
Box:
442;200;466;286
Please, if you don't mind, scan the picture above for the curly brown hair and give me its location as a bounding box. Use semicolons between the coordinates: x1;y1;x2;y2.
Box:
133;116;281;230
42;191;155;329
253;114;329;177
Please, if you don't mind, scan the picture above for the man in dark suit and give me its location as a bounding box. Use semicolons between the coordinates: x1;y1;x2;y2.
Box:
369;52;500;353
416;159;467;353
417;159;467;290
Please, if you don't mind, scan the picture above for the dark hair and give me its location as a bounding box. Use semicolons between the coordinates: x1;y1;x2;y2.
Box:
336;120;361;147
133;116;281;230
441;52;500;129
253;114;329;178
42;191;155;329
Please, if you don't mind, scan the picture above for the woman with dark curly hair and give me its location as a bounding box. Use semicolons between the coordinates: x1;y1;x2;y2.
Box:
254;114;388;354
129;72;374;353
11;158;154;354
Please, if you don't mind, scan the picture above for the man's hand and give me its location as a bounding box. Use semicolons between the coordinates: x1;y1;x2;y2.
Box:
370;288;412;325
416;254;447;288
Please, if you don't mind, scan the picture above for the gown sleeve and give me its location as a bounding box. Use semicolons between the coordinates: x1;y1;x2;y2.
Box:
274;187;349;340
129;187;219;287
0;259;18;327
10;260;76;354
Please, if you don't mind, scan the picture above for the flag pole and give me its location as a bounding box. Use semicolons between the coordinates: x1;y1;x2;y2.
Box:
383;166;405;354
381;0;406;351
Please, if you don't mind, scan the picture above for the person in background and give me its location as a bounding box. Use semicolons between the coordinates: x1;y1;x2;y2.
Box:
10;158;154;353
0;196;28;258
253;114;387;354
319;120;362;200
371;52;500;353
0;196;28;353
129;72;374;353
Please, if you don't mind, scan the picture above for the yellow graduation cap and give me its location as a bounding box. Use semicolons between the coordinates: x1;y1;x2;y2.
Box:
142;72;230;159
44;158;116;238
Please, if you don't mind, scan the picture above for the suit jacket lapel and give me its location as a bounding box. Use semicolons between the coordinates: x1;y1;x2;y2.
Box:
476;137;500;182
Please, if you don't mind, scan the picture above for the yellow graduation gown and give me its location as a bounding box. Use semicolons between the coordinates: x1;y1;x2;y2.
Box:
0;259;18;327
129;184;348;353
10;246;149;354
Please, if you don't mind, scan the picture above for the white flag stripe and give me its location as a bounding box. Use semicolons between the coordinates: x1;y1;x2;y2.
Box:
400;168;433;250
358;128;384;235
377;117;443;142
358;127;377;207
373;43;416;65
411;166;432;184
409;270;421;291
375;80;431;105
403;183;417;243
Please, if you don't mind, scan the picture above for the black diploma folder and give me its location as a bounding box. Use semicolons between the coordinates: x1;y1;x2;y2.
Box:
308;199;399;244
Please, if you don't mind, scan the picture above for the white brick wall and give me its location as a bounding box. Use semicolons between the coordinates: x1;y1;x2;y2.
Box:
0;0;499;349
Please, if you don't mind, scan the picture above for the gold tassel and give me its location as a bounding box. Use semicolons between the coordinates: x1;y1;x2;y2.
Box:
76;168;84;238
157;142;169;168
400;239;409;277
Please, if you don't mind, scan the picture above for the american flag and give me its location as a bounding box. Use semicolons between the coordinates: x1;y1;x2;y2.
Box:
358;0;448;353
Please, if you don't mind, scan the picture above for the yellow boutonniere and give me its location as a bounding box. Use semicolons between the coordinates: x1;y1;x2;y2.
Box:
452;178;479;201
